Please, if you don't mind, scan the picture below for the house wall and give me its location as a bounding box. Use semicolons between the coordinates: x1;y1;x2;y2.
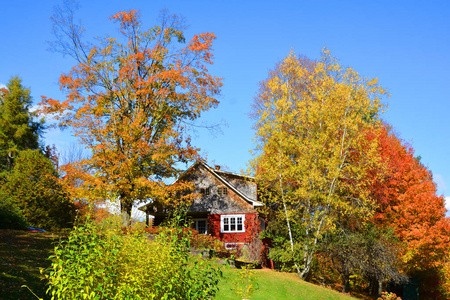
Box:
208;213;260;244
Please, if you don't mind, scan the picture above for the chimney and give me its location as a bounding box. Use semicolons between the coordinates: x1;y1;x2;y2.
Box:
215;165;221;171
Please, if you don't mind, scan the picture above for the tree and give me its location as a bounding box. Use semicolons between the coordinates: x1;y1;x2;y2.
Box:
250;50;387;279
39;5;222;225
0;76;43;176
368;125;450;299
1;150;75;230
324;221;406;295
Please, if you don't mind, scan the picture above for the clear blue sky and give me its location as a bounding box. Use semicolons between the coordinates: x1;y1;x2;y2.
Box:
1;0;449;207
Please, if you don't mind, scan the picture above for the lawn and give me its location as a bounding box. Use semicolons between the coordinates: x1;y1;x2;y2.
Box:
0;230;59;300
215;266;357;300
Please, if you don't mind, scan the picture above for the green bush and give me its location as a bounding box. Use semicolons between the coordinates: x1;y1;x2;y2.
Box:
45;216;221;299
1;150;75;230
0;193;28;229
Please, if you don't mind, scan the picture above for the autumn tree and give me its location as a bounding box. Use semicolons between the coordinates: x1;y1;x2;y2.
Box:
250;50;387;279
368;125;450;299
0;76;43;177
39;4;222;225
0;150;75;230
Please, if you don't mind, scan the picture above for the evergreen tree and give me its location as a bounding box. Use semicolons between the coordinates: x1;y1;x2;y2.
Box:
1;150;75;230
0;76;43;176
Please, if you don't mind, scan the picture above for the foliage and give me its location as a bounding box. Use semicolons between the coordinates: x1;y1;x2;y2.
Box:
0;194;28;230
324;222;406;294
45;216;222;300
39;4;222;225
1;150;75;230
367;125;450;298
251;49;387;278
0;76;43;177
377;292;401;300
440;256;450;298
144;225;225;252
231;264;258;299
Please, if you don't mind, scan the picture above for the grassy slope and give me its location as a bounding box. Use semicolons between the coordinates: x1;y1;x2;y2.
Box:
215;267;357;300
0;230;59;300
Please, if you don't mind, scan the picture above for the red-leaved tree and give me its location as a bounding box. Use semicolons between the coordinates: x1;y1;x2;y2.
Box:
369;125;450;299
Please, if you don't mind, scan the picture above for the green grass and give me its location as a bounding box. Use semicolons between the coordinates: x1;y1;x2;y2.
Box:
215;266;357;300
0;229;59;300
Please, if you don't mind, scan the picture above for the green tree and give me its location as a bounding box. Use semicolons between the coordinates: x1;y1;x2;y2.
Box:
0;76;43;176
251;50;387;279
1;150;75;230
39;4;222;226
324;222;406;295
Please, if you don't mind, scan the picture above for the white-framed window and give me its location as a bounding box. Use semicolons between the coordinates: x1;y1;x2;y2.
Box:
193;219;208;234
221;215;245;233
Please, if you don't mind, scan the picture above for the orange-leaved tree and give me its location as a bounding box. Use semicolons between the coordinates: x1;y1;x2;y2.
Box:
369;125;450;299
39;5;222;225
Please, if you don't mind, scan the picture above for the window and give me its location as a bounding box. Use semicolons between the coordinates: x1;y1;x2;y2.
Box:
200;188;210;196
194;219;208;234
224;243;239;250
218;187;228;195
221;215;245;233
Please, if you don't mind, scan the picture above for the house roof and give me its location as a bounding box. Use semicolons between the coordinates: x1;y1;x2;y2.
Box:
138;160;263;212
194;161;264;207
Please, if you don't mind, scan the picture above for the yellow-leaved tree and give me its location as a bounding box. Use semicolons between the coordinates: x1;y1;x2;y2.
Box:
250;50;387;279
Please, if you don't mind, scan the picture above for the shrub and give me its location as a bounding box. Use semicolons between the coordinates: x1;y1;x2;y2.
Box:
143;226;226;253
377;291;401;300
0;193;28;229
45;216;222;299
1;150;75;230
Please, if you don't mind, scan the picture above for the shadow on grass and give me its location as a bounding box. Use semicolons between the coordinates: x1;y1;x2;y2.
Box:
0;230;59;300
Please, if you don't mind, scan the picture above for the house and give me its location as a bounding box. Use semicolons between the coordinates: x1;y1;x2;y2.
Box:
139;161;266;251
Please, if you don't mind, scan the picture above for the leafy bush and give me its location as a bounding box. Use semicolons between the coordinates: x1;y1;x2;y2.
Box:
268;241;304;272
45;216;222;299
144;225;226;252
0;193;28;229
377;291;401;300
1;150;75;230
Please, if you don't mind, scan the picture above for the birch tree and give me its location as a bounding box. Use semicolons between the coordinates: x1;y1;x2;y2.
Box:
251;50;387;279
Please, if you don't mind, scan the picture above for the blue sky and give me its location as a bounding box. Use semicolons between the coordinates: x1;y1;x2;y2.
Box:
1;0;449;208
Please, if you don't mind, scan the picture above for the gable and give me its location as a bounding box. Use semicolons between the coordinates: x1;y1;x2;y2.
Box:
139;161;263;216
183;162;257;214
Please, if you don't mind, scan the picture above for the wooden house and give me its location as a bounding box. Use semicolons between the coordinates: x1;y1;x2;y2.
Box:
139;161;266;250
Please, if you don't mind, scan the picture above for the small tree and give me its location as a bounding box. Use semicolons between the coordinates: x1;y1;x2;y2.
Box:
324;222;406;295
1;150;75;230
0;76;43;176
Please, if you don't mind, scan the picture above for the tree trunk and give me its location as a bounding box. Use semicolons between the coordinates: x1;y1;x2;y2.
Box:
120;199;132;227
377;279;383;298
342;269;350;294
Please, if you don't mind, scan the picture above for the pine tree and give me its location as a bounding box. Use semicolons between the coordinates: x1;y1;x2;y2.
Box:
0;76;43;176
